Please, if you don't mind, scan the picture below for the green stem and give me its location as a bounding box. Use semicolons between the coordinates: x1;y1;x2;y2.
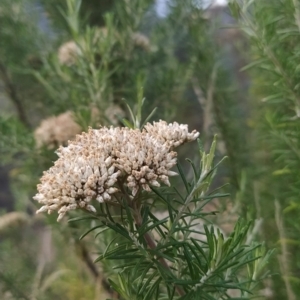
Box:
0;62;30;128
133;206;185;297
116;180;185;296
163;170;208;244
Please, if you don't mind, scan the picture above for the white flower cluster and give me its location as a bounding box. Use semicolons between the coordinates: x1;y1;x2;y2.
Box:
144;121;200;148
34;121;199;221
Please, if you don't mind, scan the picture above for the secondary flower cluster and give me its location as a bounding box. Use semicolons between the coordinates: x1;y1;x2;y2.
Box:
34;111;81;149
34;121;199;221
34;106;124;149
58;27;150;66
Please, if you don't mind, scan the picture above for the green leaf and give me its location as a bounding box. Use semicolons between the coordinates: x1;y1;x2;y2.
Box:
141;107;158;128
138;218;168;237
240;58;268;71
79;224;105;240
191;238;209;266
139;270;159;294
94;227;110;238
136;262;155;292
105;223;131;240
185;158;199;182
68;215;99;223
148;212;168;239
183;243;196;280
177;163;189;193
121;118;135;129
144;276;162;300
94;237;122;263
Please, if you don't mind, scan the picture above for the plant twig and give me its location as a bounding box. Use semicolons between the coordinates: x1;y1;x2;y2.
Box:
163;169;208;245
0;62;30;128
245;218;263;245
292;0;300;34
274;200;296;300
238;2;300;109
133;206;185;297
0;270;31;300
192;65;217;152
76;240;117;297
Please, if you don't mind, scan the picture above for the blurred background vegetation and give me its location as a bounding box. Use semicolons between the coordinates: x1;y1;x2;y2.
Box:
0;0;299;299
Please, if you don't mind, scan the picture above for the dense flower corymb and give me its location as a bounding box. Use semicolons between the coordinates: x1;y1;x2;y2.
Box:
34;121;199;221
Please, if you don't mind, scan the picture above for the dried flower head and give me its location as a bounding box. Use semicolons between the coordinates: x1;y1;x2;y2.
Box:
34;106;125;149
34;121;199;221
58;41;81;66
57;27;110;66
105;104;125;125
0;212;29;234
132;32;151;51
34;111;81;149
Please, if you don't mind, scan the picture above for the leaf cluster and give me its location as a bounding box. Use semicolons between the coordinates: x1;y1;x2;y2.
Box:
73;138;271;299
229;0;300;297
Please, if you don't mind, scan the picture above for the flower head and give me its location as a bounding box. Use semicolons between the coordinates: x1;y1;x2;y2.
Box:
34;111;81;149
34;106;126;149
144;120;200;148
132;32;151;51
34;121;199;221
57;27;111;66
58;41;81;66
